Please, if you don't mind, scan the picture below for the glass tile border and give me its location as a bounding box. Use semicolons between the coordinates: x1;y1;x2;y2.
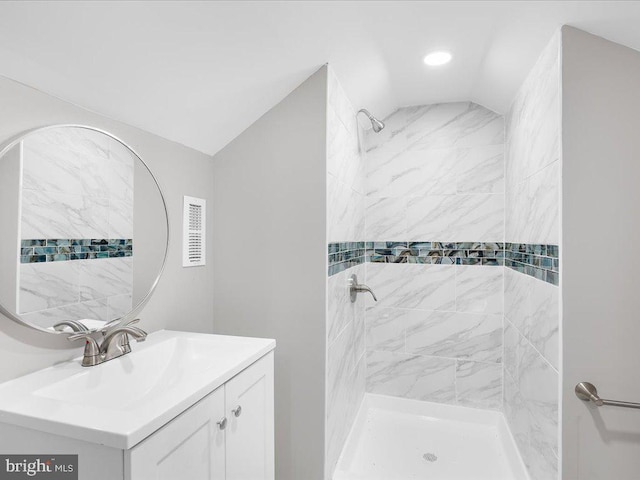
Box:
366;241;505;266
20;239;133;263
504;242;559;286
327;241;365;276
328;240;560;286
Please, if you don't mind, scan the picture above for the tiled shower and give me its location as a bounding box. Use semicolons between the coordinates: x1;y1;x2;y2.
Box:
326;31;560;480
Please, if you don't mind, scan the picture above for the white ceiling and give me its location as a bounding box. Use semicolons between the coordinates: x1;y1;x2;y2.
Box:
1;1;640;156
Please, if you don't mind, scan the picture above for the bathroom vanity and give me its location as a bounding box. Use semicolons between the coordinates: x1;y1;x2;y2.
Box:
0;125;277;479
0;330;276;480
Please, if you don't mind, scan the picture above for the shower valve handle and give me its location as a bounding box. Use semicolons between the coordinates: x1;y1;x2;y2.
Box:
349;274;378;303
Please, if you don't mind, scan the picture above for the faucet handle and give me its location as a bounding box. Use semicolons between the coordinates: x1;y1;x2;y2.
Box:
348;274;378;303
101;326;147;361
67;333;102;367
117;326;147;354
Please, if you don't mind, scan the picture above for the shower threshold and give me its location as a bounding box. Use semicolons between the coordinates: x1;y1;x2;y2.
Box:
333;394;529;480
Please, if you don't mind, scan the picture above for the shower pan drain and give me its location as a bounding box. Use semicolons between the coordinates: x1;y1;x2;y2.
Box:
423;453;438;462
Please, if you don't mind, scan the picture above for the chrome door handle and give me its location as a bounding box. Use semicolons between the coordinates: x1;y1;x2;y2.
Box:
575;382;640;410
232;405;242;417
348;274;378;302
217;417;227;430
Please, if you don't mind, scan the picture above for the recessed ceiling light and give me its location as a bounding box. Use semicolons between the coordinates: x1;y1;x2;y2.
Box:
423;51;452;66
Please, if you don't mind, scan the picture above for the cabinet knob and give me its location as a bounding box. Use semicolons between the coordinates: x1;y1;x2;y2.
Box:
232;405;242;417
217;417;227;430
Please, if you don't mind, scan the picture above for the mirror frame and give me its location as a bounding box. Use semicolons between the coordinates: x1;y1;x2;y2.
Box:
0;124;170;335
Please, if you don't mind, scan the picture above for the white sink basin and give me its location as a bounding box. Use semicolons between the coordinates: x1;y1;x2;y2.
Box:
0;330;275;449
35;336;236;409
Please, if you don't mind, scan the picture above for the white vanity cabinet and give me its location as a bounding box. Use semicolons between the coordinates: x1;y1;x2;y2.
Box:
0;331;276;480
127;386;226;479
224;351;275;480
127;352;274;480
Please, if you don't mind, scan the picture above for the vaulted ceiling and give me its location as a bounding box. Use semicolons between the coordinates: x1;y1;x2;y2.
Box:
1;1;639;155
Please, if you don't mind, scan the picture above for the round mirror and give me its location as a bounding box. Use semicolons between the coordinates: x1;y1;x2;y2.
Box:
0;125;168;334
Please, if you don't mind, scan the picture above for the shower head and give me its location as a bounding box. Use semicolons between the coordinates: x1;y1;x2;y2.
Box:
358;109;385;133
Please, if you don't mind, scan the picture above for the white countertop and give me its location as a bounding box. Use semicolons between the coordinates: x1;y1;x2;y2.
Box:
0;330;276;449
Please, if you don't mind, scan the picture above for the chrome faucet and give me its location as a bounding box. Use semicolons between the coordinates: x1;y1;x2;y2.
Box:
53;320;89;332
348;274;378;302
102;325;147;361
67;319;147;367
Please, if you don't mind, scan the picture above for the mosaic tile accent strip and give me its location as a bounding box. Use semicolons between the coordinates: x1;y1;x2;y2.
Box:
20;239;133;263
328;240;560;285
365;242;505;266
504;242;559;285
328;241;365;276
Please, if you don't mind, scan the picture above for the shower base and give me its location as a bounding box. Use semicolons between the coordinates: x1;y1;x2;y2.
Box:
333;394;529;480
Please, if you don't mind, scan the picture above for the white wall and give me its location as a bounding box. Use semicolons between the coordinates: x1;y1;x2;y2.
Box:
362;102;506;410
212;67;327;480
503;32;561;480
0;76;215;383
562;26;640;480
132;159;167;306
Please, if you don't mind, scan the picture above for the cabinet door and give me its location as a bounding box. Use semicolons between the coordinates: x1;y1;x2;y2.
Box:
225;352;275;480
126;386;226;480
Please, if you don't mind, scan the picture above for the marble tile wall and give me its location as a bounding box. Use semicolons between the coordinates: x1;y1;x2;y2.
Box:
21;128;134;239
365;102;505;242
504;33;561;480
19;257;133;328
364;263;504;409
363;102;506;411
327;72;365;244
327;54;559;478
325;68;366;478
505;35;560;245
17;128;135;328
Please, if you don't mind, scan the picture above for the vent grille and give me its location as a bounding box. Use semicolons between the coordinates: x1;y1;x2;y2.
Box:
183;196;206;267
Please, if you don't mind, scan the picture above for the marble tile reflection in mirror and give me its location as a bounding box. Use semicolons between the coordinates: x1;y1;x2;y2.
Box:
0;126;168;333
